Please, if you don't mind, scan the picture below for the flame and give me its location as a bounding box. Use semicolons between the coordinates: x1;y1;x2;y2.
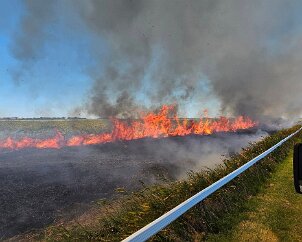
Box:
0;105;257;151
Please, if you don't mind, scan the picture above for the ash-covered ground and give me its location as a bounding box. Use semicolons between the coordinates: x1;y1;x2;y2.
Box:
0;130;267;239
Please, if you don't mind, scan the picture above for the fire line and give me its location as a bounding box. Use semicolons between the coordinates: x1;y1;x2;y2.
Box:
0;105;257;151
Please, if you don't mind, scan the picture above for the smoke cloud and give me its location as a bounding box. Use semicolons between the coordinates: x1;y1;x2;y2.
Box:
10;0;56;84
10;0;302;121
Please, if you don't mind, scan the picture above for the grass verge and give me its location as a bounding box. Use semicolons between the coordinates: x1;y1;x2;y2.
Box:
16;126;302;241
207;149;302;241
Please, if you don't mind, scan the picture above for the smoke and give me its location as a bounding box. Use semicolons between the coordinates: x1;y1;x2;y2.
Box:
9;0;302;121
141;130;268;178
10;0;56;84
87;88;142;118
0;129;266;238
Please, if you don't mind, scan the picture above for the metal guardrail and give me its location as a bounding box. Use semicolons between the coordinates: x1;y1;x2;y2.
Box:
123;127;302;242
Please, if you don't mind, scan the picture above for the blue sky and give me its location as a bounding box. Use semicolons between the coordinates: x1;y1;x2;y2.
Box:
0;0;94;117
0;0;222;118
2;1;302;119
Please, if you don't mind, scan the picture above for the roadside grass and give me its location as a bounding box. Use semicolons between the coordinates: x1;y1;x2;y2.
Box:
207;150;302;241
13;126;301;241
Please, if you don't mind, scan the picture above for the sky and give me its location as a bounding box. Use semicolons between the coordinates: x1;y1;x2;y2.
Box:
1;1;302;121
0;0;94;117
0;0;221;118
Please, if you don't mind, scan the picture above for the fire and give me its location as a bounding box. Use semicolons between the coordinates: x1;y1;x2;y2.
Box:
0;105;257;151
0;132;64;150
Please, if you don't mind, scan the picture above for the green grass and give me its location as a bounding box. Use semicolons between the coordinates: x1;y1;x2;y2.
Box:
207;150;302;241
15;125;302;241
0;119;110;138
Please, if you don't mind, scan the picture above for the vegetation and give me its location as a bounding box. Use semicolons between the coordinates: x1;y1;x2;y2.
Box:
0;120;110;138
17;125;301;241
207;151;302;241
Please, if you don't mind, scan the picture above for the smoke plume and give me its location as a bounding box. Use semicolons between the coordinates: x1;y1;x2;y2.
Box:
9;0;56;84
10;0;302;121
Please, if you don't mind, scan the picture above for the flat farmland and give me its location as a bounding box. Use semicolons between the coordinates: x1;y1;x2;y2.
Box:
0;119;111;140
0;120;266;239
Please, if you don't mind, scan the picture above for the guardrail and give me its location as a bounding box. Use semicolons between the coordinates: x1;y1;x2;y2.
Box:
123;127;302;242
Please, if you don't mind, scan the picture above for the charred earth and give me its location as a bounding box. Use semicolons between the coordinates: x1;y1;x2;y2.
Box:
0;130;266;239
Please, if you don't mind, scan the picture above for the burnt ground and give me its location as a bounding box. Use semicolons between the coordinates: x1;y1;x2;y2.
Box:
0;131;266;239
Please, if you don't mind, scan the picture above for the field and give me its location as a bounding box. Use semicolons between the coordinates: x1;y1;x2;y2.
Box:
11;125;299;241
0;120;265;240
0;121;298;241
0;120;110;139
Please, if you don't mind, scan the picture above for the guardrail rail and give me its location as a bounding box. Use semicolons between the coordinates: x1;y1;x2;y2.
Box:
123;127;302;242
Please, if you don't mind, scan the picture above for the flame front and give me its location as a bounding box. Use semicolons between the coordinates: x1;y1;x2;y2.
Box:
0;105;257;151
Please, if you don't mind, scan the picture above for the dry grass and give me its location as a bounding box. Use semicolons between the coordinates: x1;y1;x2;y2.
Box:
11;125;300;241
0;119;110;138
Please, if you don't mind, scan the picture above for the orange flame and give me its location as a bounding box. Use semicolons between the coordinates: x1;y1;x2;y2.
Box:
0;105;257;151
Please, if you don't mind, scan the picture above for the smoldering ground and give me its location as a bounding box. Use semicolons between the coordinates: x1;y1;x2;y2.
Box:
9;0;302;122
0;130;266;239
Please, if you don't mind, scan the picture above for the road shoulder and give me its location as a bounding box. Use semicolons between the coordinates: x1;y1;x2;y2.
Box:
207;152;302;241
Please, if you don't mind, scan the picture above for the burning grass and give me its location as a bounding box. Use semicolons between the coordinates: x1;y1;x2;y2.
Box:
20;125;301;241
0;105;256;151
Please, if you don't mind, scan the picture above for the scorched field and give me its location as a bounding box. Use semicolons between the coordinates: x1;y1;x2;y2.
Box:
0;109;263;239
